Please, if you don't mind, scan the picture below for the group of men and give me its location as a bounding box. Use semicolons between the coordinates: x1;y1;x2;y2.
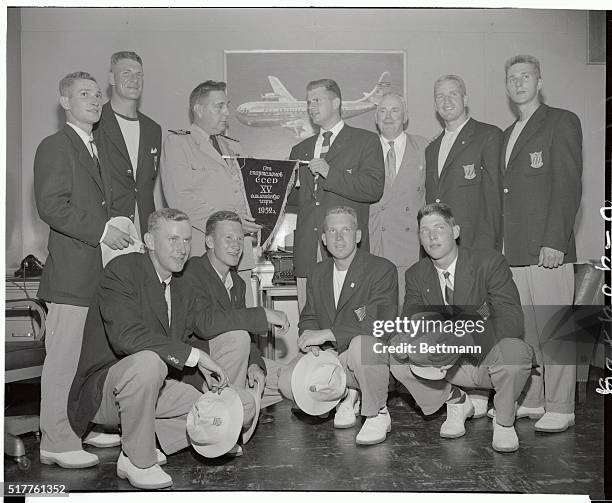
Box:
33;48;582;490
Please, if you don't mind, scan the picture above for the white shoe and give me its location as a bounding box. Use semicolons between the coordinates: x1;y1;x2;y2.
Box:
334;389;358;429
83;431;121;448
470;397;488;419
156;449;167;466
116;452;172;489
487;404;544;420
225;444;244;457
492;420;519;452
355;407;391;445
440;395;474;439
40;449;99;468
534;412;575;433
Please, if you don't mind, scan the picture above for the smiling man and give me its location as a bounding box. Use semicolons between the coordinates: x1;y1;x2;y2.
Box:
94;51;162;238
34;72;133;469
161;80;259;305
68;209;235;489
280;206;398;446
390;203;533;453
500;55;583;433
178;210;290;394
369;92;428;307
289;78;385;311
425;75;503;251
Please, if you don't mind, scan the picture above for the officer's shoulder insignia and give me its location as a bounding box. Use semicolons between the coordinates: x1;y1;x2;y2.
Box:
219;133;240;143
168;129;190;135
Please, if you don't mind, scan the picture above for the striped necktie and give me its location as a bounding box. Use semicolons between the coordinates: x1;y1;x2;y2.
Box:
443;270;454;308
320;131;333;159
385;140;396;187
89;138;102;179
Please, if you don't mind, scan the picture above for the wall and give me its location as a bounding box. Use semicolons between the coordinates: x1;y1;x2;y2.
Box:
8;7;606;269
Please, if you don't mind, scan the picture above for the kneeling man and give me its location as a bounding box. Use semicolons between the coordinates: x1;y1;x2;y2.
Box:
68;209;250;489
282;206;398;445
390;203;534;452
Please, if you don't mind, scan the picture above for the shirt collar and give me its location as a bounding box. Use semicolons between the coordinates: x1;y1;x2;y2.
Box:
155;272;172;286
434;253;458;278
320;120;344;138
190;123;211;143
444;116;470;136
381;131;406;150
66;121;93;144
211;263;234;291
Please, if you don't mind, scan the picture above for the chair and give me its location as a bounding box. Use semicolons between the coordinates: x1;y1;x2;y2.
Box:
5;298;47;470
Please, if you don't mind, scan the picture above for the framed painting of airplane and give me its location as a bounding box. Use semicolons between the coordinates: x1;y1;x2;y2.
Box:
224;50;406;161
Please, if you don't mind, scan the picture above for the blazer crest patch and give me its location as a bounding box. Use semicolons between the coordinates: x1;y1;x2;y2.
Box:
462;164;476;180
529;151;543;169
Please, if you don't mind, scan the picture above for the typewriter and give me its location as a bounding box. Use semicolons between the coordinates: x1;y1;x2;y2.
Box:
266;251;296;285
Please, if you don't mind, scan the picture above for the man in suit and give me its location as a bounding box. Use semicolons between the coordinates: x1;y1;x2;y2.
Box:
500;54;582;433
68;209;258;489
160;80;259;306
34;72;133;468
94;51;162;238
369;92;428;307
282;206;398;445
390;203;533;452
178;210;289;398
289;79;385;311
425;75;502;251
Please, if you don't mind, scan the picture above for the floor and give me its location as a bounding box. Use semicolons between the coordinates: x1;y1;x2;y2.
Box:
4;378;606;498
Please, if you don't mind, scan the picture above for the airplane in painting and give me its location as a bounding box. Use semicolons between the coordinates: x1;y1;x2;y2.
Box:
235;72;391;138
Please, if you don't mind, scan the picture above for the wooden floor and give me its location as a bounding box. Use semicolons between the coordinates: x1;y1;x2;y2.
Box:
4;382;606;498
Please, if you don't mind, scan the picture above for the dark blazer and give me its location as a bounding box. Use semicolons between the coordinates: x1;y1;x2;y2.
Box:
299;249;398;354
425;118;503;250
501;104;582;266
94;101;162;236
177;253;268;376
68;252;206;436
34;124;112;306
402;246;523;360
289;125;385;277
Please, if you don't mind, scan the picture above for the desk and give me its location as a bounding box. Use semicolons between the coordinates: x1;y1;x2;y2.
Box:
260;285;298;360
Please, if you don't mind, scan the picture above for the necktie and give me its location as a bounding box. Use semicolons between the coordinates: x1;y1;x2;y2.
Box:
210;135;223;156
320;131;333;159
161;281;171;327
385;140;396;187
443;271;454;307
89;138;102;179
314;131;333;199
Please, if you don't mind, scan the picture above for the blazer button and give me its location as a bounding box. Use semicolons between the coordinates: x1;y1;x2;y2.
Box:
127;169;132;174
503;188;509;194
405;206;410;212
435;198;441;203
405;227;410;232
381;206;385;211
130;214;135;220
381;227;386;231
134;188;138;193
314;227;318;232
315;202;320;206
101;200;106;206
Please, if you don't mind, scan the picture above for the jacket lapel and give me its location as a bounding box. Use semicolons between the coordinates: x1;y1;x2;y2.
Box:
506;104;548;168
202;255;233;310
452;247;473;306
136;113;149;185
100;102;131;164
64;125;104;193
441;118;474;179
427;133;443;184
191;125;228;168
320;260;336;322
144;257;170;335
335;250;363;314
423;259;445;306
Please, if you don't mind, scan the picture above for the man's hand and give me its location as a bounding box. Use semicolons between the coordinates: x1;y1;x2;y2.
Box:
263;308;290;335
242;216;262;234
309;158;330;179
197;349;229;393
247;363;265;391
538;246;564;268
102;224;133;250
297;329;334;356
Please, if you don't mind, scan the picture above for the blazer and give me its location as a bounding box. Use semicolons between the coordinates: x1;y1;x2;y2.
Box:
94;101;162;236
289;125;385;277
299;249;398;354
68;252;210;436
501;104;582;266
160;125;254;266
369;133;428;268
402;246;524;360
34;124;112;306
425;118;503;250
